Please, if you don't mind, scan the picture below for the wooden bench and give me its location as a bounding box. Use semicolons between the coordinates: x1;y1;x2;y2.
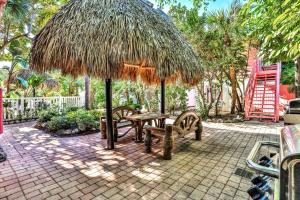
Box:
144;110;203;160
100;106;140;141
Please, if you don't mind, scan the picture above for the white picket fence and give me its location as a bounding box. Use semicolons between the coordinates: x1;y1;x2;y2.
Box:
2;96;83;123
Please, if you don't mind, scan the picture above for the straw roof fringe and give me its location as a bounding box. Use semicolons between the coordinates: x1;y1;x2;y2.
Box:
30;0;202;85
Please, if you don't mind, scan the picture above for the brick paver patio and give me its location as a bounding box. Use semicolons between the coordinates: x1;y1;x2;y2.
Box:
0;121;281;200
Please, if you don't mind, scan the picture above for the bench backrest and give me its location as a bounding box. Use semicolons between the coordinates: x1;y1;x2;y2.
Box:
112;106;139;122
173;110;200;137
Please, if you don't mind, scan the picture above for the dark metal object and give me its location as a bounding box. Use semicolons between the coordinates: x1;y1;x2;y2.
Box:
105;79;114;150
161;79;165;114
246;125;300;200
246;141;280;178
284;98;300;124
0;147;7;162
285;98;300;114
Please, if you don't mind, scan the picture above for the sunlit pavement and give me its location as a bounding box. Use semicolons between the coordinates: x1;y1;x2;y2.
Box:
0;121;281;200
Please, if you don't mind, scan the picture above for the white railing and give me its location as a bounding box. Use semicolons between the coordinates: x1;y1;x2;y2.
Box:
2;96;83;123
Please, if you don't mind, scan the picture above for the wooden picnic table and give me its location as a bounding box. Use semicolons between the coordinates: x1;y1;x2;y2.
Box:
124;112;170;143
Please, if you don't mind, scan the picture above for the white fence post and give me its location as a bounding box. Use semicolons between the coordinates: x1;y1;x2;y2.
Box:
2;96;83;123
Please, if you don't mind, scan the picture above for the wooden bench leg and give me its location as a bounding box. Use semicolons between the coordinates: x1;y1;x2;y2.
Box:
163;125;173;160
100;118;107;139
145;129;152;153
113;121;118;142
195;119;203;141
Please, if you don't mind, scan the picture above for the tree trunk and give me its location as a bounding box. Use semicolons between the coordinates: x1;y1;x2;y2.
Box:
32;87;36;97
84;76;90;110
236;81;243;112
5;71;12;97
229;66;238;114
295;58;300;98
215;84;222;116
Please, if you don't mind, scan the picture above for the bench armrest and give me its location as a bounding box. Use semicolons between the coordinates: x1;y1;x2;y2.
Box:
144;125;165;133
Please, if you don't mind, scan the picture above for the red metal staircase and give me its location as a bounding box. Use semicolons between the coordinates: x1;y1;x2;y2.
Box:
245;61;281;122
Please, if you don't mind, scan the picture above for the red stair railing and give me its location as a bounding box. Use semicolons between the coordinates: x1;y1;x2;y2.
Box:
245;60;258;120
274;63;281;122
244;61;281;122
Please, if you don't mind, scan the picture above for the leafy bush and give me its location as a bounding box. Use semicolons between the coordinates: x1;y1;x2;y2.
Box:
73;110;99;131
48;116;74;132
40;108;100;133
281;62;295;85
64;106;80;113
89;110;103;120
38;107;59;122
76;114;99;132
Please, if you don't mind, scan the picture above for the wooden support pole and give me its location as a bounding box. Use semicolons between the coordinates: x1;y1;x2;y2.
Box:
161;79;165;114
84;76;90;110
105;79;114;150
163;125;173;160
145;129;152;153
195;117;203;141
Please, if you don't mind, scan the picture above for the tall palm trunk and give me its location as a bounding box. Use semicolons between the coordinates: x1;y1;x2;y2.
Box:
32;87;36;97
84;76;90;110
229;66;238;114
5;71;13;97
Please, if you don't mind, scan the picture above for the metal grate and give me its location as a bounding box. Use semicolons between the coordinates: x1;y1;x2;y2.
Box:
234;168;253;179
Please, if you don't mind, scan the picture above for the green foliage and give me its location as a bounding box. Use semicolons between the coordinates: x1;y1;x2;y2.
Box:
75;113;98;132
241;0;300;61
156;0;213;9
166;85;188;113
66;109;99;132
169;0;247;116
46;109;101;133
90;79;105;109
48;116;73;132
281;62;295;85
57;76;83;96
38;107;59;122
89;110;103;120
64;106;80;113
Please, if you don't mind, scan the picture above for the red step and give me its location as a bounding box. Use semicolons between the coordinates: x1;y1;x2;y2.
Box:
245;62;281;122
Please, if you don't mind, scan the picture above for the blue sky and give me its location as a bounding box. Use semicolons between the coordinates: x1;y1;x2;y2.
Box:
149;0;233;12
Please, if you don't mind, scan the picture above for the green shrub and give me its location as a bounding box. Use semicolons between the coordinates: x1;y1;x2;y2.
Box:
45;108;100;133
76;114;99;132
48;116;73;132
89;109;103;120
64;106;80;113
38;107;59;122
66;109;100;132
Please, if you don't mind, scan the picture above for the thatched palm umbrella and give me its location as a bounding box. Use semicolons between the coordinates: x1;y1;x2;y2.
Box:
30;0;202;149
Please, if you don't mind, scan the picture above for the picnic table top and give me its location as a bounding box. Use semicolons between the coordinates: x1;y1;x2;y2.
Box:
124;112;170;121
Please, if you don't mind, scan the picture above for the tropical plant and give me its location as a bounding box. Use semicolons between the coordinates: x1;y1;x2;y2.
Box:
1;0;30;53
281;62;295;85
169;1;247;116
165;85;188;114
241;0;300;97
1;53;28;97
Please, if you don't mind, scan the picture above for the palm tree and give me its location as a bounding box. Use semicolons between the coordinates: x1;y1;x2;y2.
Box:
1;55;28;97
207;1;247;114
1;0;30;53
